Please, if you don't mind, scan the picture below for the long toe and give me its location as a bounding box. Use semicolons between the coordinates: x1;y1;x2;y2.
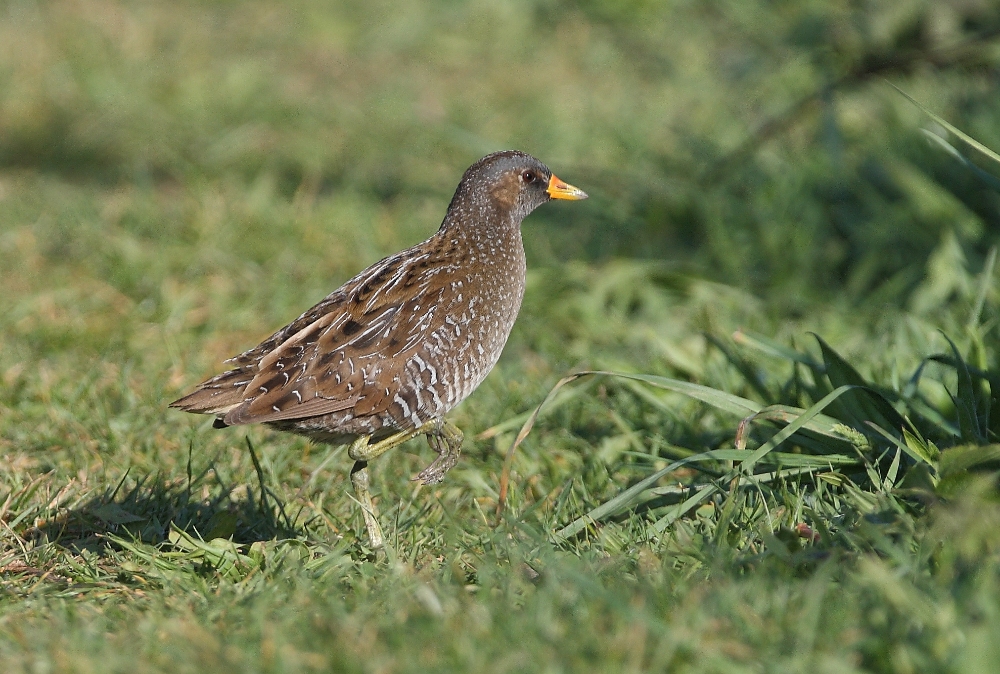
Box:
413;452;460;485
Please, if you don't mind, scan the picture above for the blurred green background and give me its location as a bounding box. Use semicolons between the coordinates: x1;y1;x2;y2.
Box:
4;0;998;302
3;1;1000;672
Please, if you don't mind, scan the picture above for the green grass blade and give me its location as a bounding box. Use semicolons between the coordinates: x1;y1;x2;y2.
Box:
555;385;860;539
732;385;859;475
647;484;718;536
686;450;858;467
891;83;1000;169
554;450;735;540
813;335;906;434
867;422;936;468
737;404;847;444
919;130;1000;192
940;333;985;443
648;385;860;533
732;329;821;366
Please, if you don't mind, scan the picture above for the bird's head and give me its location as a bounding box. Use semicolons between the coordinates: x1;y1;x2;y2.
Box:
448;150;587;228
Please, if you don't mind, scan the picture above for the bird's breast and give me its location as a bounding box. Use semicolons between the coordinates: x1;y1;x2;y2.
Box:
400;233;526;421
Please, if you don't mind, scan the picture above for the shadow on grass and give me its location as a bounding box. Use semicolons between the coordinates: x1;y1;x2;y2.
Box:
31;444;301;555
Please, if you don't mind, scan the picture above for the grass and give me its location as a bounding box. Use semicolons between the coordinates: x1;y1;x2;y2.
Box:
3;0;1000;672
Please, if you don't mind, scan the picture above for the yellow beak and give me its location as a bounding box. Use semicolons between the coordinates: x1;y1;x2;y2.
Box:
546;174;588;200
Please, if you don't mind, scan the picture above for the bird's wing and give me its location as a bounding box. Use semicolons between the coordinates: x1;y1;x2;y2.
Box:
203;245;451;427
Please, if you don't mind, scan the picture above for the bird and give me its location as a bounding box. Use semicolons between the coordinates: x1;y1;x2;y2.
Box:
169;150;587;549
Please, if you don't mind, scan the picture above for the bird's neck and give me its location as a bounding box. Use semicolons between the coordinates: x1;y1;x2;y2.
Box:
433;203;525;286
438;195;520;246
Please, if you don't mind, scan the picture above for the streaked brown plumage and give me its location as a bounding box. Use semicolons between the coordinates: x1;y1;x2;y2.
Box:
170;150;587;548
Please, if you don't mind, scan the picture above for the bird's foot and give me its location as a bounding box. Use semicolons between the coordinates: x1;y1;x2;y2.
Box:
413;420;464;485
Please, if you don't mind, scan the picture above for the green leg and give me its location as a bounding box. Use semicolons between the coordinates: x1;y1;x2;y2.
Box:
346;420;465;548
350;460;384;550
347;429;421;549
348;427;422;462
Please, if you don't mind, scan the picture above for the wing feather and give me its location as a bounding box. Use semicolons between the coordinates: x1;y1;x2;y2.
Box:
201;245;447;428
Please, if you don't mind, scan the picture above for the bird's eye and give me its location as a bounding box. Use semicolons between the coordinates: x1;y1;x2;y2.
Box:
521;170;536;183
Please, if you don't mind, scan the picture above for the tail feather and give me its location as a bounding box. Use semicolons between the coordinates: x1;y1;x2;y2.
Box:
169;367;252;416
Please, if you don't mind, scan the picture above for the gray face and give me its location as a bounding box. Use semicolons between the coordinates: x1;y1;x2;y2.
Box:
507;157;556;221
449;150;555;226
